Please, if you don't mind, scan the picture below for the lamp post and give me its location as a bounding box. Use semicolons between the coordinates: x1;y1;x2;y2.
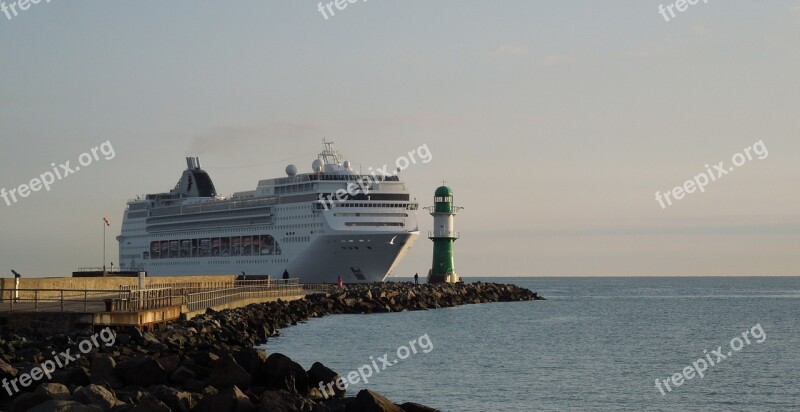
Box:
102;217;110;272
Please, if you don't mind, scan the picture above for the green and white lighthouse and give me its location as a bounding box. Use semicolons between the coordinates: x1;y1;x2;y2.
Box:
426;185;463;283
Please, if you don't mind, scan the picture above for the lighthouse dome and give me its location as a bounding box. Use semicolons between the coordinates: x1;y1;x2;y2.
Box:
434;186;453;197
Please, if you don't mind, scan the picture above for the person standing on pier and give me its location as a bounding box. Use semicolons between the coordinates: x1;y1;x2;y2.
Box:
337;276;343;288
282;269;289;284
414;273;419;285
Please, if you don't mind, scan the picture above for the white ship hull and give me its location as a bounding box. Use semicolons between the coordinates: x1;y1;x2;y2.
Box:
127;231;418;283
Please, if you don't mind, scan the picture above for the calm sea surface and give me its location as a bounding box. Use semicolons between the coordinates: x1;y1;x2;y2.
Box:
262;277;800;411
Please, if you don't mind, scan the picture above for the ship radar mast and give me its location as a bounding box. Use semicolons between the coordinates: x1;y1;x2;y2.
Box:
314;139;353;175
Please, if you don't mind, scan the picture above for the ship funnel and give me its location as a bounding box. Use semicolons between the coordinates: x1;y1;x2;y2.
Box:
173;157;216;197
185;157;201;170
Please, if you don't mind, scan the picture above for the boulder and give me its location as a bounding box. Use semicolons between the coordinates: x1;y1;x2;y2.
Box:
255;353;309;393
399;402;442;412
73;384;119;410
90;354;123;389
50;366;91;387
130;396;171;412
258;389;317;412
207;353;251;389
0;358;18;380
235;348;269;376
10;392;51;412
147;384;195;412
115;386;149;404
28;400;104;412
354;389;404;412
158;354;181;374
169;365;195;384
307;362;345;399
193;386;255;412
35;383;72;400
116;356;167;386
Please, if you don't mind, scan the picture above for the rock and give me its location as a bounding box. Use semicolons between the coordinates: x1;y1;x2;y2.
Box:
147;385;195;412
115;386;149;404
307;362;345;399
158;354;181;374
115;334;131;345
256;353;309;394
116;356;167;386
90;354;123;389
51;366;91;387
235;348;269;376
193;386;255;412
129;396;171;412
73;384;119;410
207;353;251;389
0;358;18;380
28;400;104;412
193;351;220;367
354;389;404;412
399;402;442;412
318;398;353;412
141;332;160;346
170;365;195;384
258;389;317;412
10;392;51;412
183;378;206;393
35;383;72;400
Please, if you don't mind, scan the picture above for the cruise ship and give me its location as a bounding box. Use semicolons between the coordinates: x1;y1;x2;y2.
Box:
117;141;420;283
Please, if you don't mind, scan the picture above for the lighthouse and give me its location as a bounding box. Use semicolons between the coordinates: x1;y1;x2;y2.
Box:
426;185;463;283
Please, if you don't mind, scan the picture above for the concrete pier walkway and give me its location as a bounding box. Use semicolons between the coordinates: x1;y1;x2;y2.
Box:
0;276;333;332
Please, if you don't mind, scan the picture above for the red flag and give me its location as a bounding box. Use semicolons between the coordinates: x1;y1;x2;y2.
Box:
103;217;110;226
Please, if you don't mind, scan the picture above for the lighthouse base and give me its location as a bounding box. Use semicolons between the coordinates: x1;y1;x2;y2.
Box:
427;273;460;284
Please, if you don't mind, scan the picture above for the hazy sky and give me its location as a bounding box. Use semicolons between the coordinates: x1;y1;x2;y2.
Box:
1;1;798;277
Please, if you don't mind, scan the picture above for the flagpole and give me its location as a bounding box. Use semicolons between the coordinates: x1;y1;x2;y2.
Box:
103;219;106;272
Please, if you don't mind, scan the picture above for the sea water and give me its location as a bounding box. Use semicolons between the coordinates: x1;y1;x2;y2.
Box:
263;277;800;411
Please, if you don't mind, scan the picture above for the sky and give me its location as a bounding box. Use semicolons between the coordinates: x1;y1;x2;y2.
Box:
0;1;798;277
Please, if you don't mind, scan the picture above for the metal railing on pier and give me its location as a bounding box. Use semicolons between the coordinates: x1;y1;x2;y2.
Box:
301;283;338;293
1;279;339;314
184;279;302;312
0;288;124;313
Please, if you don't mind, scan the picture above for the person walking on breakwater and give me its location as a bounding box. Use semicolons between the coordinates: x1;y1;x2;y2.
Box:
337;276;344;288
283;269;289;284
414;273;419;285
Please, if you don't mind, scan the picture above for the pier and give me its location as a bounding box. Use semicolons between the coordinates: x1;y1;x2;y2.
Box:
0;275;332;332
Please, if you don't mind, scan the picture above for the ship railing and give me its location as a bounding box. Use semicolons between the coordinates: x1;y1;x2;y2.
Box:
427;230;460;238
121;281;235;295
184;279;303;312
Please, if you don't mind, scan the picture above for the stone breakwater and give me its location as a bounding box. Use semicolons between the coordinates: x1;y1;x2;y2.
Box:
0;282;542;411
